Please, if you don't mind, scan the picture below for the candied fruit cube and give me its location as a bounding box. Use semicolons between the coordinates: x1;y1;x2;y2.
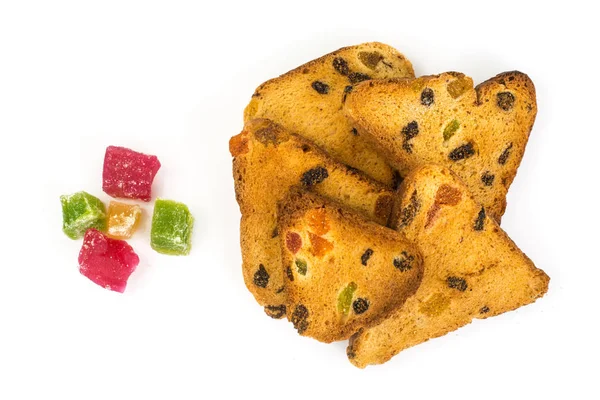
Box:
151;199;194;255
102;146;161;202
106;201;142;239
78;229;139;293
306;208;330;235
286;232;302;254
338;282;357;315
60;191;106;239
308;232;333;257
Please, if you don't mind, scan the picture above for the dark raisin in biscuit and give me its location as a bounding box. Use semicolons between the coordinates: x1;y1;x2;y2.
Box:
344;71;538;221
279;189;423;343
230;119;395;308
348;165;549;368
244;42;414;186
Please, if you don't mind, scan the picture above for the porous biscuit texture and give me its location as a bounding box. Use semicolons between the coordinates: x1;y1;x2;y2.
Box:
344;71;537;221
230;119;395;310
347;164;549;368
244;42;415;186
278;190;423;343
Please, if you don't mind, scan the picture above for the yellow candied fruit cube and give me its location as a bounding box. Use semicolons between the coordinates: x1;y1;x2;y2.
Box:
106;201;142;239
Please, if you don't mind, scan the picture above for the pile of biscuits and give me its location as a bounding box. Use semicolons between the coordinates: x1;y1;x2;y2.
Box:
229;42;549;368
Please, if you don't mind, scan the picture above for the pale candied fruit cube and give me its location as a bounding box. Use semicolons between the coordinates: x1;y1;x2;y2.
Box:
106;201;142;239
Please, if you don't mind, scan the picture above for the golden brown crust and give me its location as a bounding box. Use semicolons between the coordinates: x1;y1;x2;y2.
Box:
344;71;537;221
244;42;415;186
347;164;549;368
278;189;423;343
231;119;395;308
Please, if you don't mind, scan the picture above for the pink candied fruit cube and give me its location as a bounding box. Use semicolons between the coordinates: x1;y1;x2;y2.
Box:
102;146;161;202
78;228;140;293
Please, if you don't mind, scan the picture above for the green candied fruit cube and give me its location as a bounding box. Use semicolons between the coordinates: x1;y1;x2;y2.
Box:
443;119;461;141
295;259;307;275
151;199;194;255
337;282;358;315
60;191;106;239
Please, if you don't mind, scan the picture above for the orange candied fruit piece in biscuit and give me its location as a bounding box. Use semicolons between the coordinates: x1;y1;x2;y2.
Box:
306;208;330;236
308;232;333;257
229;133;249;157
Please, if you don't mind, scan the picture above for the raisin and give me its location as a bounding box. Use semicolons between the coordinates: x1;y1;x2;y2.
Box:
448;143;475;161
301;167;329;186
447;276;467;292
481;172;495;186
474;207;486;231
497;92;515;111
285;231;302;254
264;305;286;319
254;123;290;146
308;232;333;257
351;128;358;136
348;72;371;84
311;81;329;94
342;85;353;103
393;251;414;272
361;249;374;266
421;88;434;106
253;264;269;288
338;282;357;315
346;348;356;359
255;126;279;145
352;298;369;314
271;226;279;238
295;259;308;276
333;57;350;76
398;190;420;228
402;121;419;140
358;51;383;69
286;266;294;282
401;121;419;153
498;143;513;165
447;76;471;98
480;306;490;314
443;119;460;141
291;304;309;334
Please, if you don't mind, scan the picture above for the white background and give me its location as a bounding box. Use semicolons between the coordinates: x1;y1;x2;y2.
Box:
1;1;598;399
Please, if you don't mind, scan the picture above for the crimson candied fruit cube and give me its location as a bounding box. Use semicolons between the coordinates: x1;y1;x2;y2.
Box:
78;228;140;293
102;146;161;202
